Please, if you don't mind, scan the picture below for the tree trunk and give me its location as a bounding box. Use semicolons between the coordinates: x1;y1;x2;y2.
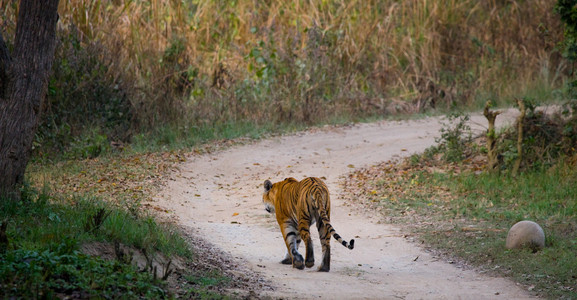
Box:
0;0;60;200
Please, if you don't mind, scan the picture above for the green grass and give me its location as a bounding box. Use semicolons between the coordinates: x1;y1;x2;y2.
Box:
346;158;577;299
448;168;577;224
128;111;395;154
0;247;166;299
130;121;280;153
423;168;576;298
181;274;233;300
0;184;213;298
185;270;232;290
22;141;250;298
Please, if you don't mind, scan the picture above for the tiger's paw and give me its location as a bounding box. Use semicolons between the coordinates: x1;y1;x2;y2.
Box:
292;255;305;270
317;265;330;272
280;257;292;265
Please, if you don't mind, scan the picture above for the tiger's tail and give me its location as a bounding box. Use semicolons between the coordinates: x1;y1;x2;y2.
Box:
314;191;355;250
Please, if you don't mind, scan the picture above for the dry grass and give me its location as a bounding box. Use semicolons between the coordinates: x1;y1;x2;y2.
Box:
1;0;568;144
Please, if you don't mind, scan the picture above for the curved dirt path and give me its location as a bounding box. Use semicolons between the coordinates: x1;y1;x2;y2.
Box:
156;111;536;299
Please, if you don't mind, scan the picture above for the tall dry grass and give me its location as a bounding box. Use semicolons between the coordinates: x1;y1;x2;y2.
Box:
0;0;568;150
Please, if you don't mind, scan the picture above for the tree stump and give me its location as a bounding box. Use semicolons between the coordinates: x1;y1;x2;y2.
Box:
483;101;501;172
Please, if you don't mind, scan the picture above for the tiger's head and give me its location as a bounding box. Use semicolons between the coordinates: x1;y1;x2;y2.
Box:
263;179;276;214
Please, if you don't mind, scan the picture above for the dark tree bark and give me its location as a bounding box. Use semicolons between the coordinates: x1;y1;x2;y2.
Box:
0;0;60;200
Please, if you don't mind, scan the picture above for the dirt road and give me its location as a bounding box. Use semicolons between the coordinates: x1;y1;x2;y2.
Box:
156;111;536;299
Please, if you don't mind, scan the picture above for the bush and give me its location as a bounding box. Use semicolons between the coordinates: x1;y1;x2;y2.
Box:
426;113;473;163
0;185;191;298
0;247;166;299
497;102;577;171
35;26;132;158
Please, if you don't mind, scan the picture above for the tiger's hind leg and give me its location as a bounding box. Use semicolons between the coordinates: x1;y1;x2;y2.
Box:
317;219;331;272
281;237;300;265
282;224;304;269
299;225;315;268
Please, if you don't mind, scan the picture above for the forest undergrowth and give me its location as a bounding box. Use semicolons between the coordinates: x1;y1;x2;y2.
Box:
0;0;568;158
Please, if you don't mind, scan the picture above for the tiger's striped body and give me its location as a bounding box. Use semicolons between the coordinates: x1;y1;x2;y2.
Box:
262;177;354;272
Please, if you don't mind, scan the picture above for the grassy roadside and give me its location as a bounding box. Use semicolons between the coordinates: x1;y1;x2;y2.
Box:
0;186;187;298
1;147;259;298
342;115;577;298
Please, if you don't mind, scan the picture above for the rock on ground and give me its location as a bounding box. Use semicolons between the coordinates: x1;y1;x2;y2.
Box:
506;220;545;252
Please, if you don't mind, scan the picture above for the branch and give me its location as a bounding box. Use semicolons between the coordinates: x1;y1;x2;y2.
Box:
512;98;527;176
483;100;502;172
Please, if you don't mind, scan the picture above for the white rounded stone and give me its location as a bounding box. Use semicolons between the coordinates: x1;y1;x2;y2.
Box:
506;220;545;251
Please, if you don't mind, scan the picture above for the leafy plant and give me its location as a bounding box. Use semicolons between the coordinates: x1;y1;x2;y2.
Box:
433;113;473;162
0;183;196;298
555;0;577;64
0;247;166;299
36;27;131;159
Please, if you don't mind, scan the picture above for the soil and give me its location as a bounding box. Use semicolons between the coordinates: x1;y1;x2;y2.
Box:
154;110;537;299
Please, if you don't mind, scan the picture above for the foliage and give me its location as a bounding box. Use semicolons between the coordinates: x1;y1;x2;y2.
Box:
495;103;577;172
0;176;208;298
555;0;577;136
1;183;190;256
0;0;568;158
428;113;473;163
344;104;577;298
36;27;132;158
20;144;260;298
62;128;111;160
0;247;165;299
555;0;577;63
424;103;577;173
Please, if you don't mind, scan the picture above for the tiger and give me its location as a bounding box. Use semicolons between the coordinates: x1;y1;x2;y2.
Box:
262;177;354;272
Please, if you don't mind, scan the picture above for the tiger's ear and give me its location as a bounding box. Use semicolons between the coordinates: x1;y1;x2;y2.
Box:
264;180;273;192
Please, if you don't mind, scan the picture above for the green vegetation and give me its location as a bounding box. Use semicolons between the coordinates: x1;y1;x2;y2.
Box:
0;175;244;298
0;0;568;158
2;150;241;298
0;186;186;298
1;248;164;298
355;165;576;298
344;106;577;298
1;0;575;297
